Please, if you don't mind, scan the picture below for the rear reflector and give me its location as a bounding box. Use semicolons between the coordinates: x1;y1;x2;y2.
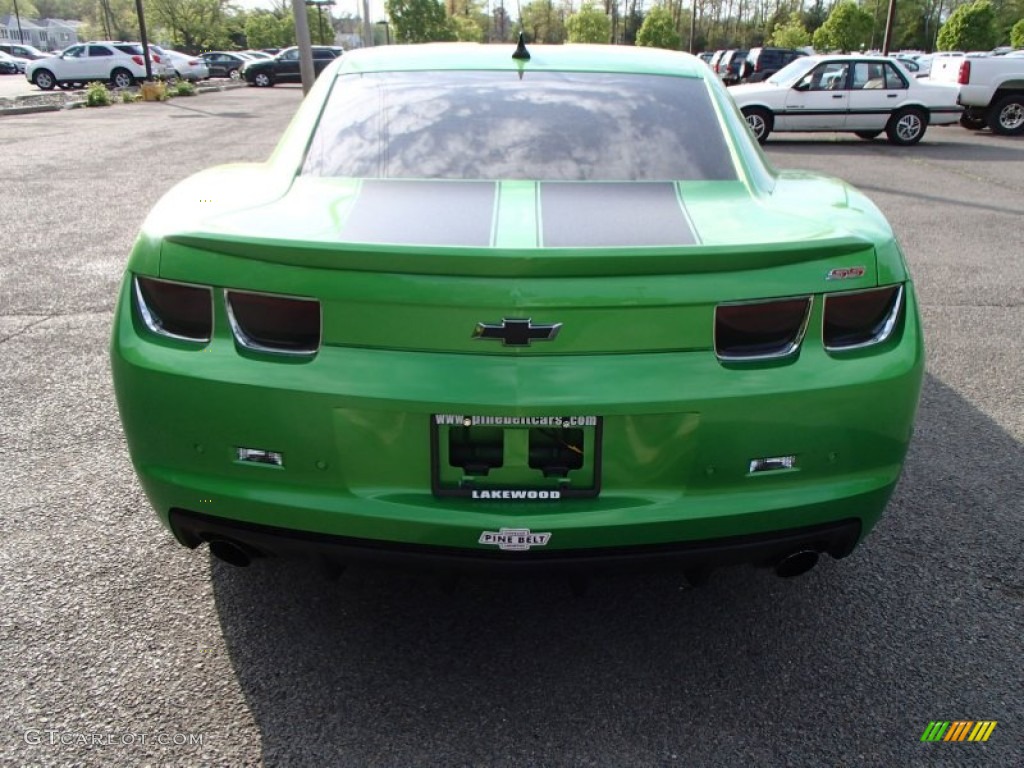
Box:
715;297;811;361
133;276;212;342
236;447;283;467
823;285;903;352
225;290;321;356
749;455;797;473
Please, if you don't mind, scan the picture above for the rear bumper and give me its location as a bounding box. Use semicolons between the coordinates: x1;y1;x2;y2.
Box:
170;507;862;574
112;276;924;560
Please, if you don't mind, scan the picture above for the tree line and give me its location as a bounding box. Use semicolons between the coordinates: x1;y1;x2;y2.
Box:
2;0;1020;53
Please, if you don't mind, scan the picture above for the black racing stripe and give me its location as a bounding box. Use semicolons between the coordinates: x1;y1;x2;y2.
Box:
343;180;495;247
540;182;695;248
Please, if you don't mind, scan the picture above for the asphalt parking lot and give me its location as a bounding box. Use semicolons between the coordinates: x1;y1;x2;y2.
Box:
1;87;1021;767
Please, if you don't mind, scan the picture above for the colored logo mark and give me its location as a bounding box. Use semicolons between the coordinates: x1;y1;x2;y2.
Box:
920;721;997;742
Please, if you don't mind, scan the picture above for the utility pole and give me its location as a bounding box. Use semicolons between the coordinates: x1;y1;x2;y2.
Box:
363;0;374;46
12;0;25;44
689;1;697;54
291;0;317;93
133;0;153;80
881;0;897;55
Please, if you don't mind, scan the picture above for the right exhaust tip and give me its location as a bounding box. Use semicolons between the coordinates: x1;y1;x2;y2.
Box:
775;550;820;578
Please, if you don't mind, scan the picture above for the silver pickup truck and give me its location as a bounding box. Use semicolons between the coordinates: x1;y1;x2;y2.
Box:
929;54;1024;135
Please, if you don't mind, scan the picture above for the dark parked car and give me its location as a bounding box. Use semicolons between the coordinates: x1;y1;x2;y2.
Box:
242;46;341;87
719;49;749;85
199;51;252;79
0;53;20;75
742;47;807;83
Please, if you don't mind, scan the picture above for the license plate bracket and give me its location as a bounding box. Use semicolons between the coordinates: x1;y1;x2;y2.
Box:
430;415;602;499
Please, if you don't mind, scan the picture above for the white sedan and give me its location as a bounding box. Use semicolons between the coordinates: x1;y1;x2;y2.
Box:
730;54;962;145
162;49;210;82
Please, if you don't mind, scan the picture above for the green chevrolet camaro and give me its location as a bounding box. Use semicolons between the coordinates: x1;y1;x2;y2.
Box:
111;42;924;580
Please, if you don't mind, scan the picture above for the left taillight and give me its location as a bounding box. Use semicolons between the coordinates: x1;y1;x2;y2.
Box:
133;277;213;343
225;290;321;356
823;285;903;352
715;297;812;361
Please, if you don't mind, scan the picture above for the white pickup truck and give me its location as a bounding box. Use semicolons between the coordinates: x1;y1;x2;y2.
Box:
929;54;1024;135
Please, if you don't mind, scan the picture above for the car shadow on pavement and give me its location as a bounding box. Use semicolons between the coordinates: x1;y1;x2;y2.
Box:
209;372;1023;766
164;100;259;119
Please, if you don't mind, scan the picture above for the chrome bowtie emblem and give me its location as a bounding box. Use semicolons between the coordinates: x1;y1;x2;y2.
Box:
473;318;562;347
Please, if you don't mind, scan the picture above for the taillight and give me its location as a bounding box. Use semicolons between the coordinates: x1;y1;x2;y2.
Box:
188;59;199;66
132;55;144;66
133;277;212;343
755;60;763;72
715;297;811;361
958;60;970;85
823;285;903;352
226;291;321;356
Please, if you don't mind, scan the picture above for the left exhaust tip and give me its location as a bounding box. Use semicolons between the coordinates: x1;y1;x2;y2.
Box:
208;539;253;567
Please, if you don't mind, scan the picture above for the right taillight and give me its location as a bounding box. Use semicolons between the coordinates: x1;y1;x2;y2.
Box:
133;276;213;343
715;297;812;361
958;59;971;85
225;290;321;356
823;285;903;352
132;55;144;66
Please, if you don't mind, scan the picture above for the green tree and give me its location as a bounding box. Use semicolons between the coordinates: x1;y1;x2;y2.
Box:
770;11;811;49
149;0;228;50
245;11;284;49
0;0;39;17
937;1;998;50
812;1;873;52
635;5;680;50
1013;17;1024;47
450;14;483;41
277;7;335;46
386;0;455;43
565;2;611;43
519;0;566;44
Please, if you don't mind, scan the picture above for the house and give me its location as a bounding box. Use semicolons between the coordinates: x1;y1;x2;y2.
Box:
0;14;84;51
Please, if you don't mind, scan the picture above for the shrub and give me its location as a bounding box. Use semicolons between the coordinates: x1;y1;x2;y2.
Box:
120;90;141;103
172;80;197;97
85;81;112;107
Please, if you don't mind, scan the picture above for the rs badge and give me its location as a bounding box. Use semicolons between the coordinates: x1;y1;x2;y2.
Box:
826;266;866;280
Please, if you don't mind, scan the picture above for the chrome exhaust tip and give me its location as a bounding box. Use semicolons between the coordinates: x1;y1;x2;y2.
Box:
775;550;819;578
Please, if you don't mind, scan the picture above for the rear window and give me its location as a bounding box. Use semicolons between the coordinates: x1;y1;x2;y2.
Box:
302;71;737;182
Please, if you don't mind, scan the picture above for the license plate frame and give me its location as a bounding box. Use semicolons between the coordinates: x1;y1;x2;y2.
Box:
430;415;603;499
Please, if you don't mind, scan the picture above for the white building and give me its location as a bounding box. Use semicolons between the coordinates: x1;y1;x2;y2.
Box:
0;15;84;51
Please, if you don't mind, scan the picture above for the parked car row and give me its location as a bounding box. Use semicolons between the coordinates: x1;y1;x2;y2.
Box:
17;42;309;91
705;47;807;85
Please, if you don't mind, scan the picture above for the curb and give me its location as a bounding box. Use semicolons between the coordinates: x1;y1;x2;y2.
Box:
0;80;248;116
